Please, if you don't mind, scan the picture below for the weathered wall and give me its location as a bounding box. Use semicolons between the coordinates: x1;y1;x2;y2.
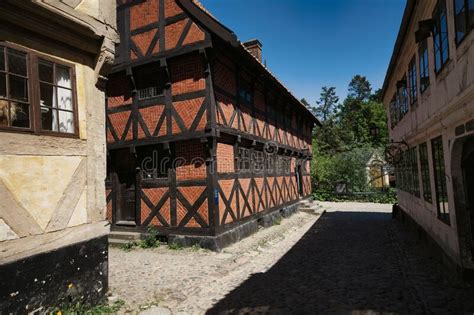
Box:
0;0;118;312
383;0;474;267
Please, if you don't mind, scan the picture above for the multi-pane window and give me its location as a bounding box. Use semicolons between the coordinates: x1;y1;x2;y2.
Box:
398;77;408;119
135;68;165;100
433;0;450;73
431;136;450;225
252;150;265;173
265;152;276;173
454;0;474;44
408;57;417;105
389;96;398;129
39;59;75;133
419;39;430;93
419;143;432;203
0;43;76;135
0;47;30;129
410;147;420;198
237;147;251;171
238;79;252;104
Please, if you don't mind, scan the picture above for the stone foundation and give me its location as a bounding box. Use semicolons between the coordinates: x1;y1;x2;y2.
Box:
0;235;108;314
168;202;301;251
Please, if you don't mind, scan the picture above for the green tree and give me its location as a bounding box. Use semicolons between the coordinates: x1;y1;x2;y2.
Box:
310;75;390;197
348;75;372;101
315;86;339;122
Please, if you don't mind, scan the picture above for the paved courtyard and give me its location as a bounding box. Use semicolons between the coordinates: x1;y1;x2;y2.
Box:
109;202;474;314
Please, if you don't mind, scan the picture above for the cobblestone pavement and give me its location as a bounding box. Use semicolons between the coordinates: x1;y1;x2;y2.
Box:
109;210;321;314
110;202;474;314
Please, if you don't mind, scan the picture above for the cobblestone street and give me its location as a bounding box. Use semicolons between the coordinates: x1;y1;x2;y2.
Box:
109;202;474;314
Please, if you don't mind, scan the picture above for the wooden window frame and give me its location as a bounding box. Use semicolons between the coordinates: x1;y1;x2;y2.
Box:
410;147;421;198
432;0;450;75
0;42;79;138
453;0;473;46
418;39;430;93
408;57;417;105
419;142;433;203
237;146;251;172
431;136;450;225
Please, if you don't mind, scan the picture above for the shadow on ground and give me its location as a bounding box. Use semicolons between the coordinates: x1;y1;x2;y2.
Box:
207;211;474;314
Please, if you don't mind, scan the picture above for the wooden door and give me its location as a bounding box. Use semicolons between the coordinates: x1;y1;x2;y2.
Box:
111;149;138;226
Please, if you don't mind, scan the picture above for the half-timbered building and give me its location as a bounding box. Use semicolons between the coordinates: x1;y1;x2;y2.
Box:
107;0;319;249
0;0;118;313
382;0;474;275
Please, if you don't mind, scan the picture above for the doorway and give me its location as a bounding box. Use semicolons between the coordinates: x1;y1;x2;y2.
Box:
296;164;304;197
462;138;474;256
110;149;138;226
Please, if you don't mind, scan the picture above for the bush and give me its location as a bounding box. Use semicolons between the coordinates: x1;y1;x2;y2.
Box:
313;188;397;204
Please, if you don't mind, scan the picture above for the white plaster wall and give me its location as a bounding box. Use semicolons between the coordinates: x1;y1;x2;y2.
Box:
383;0;474;265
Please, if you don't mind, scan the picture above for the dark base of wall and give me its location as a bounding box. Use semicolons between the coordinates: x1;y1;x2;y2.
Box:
0;235;108;314
393;204;474;281
169;203;300;251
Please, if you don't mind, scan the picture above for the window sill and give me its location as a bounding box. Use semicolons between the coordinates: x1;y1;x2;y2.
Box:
435;59;453;82
456;33;474;60
0;127;79;139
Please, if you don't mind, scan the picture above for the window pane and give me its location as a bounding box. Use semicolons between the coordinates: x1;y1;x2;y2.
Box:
58;110;74;133
7;49;27;76
9;75;28;101
0;73;5;97
41;107;58;131
40;83;56;108
39;60;53;83
56;66;71;88
11;102;29;128
471;0;474;24
57;87;73;111
0;47;4;72
0;100;8;126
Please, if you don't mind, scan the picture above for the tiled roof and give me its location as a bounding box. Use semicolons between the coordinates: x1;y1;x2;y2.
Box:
187;0;320;124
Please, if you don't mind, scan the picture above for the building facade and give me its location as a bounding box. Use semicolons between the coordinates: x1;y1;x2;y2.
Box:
382;0;474;273
106;0;318;250
0;1;118;312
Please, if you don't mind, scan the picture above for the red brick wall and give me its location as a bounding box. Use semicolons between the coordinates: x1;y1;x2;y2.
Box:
164;0;183;18
130;0;159;31
177;186;209;228
107;75;132;108
125;0;207;60
138;105;166;139
216;142;234;173
175;140;207;180
169;53;206;95
107;111;132;143
141;188;171;226
212;52;314;152
172;97;206;133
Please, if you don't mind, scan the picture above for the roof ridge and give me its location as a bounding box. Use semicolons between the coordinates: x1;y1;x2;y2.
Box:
183;0;320;125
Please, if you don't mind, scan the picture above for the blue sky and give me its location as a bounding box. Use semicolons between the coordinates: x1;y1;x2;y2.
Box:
200;0;406;104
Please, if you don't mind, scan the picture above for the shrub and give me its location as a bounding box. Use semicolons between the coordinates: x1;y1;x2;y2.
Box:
313;188;397;204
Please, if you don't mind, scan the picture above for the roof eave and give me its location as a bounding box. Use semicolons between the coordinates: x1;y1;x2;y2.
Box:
177;0;321;126
381;0;417;101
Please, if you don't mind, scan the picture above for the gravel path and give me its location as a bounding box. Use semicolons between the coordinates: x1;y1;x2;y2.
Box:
109;202;474;314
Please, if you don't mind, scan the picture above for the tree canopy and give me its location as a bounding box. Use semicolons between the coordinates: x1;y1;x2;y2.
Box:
308;75;389;193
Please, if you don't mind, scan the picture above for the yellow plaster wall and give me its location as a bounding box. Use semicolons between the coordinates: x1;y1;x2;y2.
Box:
0;155;83;230
68;188;88;227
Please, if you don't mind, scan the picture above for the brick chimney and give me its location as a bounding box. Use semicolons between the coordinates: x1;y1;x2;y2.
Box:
243;39;263;63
